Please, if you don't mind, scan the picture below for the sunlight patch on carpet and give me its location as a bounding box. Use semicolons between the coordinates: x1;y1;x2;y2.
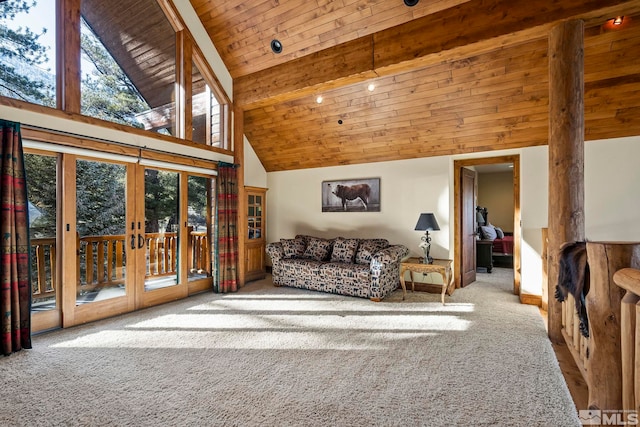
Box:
49;329;442;350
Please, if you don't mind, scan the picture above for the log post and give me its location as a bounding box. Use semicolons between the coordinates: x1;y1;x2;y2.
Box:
621;292;639;414
585;243;640;412
547;20;585;343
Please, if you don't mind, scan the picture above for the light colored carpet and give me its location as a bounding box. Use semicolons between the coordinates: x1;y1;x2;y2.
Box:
1;268;580;426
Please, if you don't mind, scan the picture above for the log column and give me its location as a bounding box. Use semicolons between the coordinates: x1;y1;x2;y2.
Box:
547;20;585;343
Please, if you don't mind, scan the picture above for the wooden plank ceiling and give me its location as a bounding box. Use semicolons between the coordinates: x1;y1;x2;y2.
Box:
196;1;640;171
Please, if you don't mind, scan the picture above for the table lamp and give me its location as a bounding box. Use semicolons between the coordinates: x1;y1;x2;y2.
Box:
414;213;440;264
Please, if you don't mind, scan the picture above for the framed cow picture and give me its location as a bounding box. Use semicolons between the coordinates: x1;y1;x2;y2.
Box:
322;178;381;212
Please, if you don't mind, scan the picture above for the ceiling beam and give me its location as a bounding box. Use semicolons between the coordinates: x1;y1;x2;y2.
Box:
234;0;640;109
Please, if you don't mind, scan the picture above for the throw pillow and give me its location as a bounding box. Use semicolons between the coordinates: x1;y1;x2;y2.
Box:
303;237;333;261
495;227;505;239
280;238;306;259
330;237;359;263
480;225;497;241
355;239;388;264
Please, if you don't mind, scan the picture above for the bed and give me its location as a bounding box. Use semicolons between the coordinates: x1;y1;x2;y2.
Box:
477;207;514;268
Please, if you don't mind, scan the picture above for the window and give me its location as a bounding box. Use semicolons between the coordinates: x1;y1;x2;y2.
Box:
0;0;56;107
81;0;176;133
192;61;217;145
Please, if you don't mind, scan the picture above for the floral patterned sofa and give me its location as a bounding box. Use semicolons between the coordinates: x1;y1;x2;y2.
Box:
266;235;409;301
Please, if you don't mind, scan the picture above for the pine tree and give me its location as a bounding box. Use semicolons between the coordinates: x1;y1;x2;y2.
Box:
80;18;150;127
0;0;54;105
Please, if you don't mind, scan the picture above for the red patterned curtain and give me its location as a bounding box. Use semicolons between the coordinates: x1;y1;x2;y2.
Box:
214;163;238;293
0;120;31;355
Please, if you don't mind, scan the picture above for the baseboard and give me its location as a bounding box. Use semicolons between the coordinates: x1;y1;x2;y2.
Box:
520;293;542;307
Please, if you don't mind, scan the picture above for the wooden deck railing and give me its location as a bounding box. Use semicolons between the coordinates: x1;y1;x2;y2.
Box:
613;267;640;417
31;237;57;303
556;242;640;421
31;230;210;303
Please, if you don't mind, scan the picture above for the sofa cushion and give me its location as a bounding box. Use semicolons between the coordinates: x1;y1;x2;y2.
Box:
280;238;306;259
303;237;333;261
355;239;389;264
330;237;359;263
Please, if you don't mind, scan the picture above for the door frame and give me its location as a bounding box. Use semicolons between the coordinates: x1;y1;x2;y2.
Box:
453;155;521;296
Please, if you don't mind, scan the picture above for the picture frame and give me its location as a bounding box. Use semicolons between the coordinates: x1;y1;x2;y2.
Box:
322;177;380;212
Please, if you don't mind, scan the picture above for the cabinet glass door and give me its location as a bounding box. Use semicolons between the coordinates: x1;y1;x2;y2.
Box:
248;194;262;239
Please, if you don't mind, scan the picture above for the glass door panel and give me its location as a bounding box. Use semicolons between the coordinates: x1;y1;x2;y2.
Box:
25;152;60;330
76;159;127;304
144;168;179;291
187;175;211;282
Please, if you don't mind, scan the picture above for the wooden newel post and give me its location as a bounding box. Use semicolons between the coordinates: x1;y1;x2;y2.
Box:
585;243;640;412
547;20;585;343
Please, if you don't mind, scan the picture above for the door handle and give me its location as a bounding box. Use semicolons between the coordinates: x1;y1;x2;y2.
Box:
138;233;144;249
130;234;135;250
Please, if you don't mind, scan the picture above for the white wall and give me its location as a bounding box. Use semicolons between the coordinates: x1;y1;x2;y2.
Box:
268;156;451;261
585;136;640;240
244;137;267;188
478;171;514;232
265;136;640;297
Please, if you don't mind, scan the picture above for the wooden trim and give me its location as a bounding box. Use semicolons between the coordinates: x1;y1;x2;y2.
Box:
0;96;233;156
520;293;542;307
156;0;185;33
56;0;81;113
22;126;218;171
234;106;246;286
175;31;186;139
542;228;549;311
453;155;521;296
60;153;77;327
159;0;232;151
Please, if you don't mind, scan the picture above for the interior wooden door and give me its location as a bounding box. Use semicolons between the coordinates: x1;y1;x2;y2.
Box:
245;187;267;282
461;167;477;287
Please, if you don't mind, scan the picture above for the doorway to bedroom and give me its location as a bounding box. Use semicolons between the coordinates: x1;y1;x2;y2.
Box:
453;155;521;297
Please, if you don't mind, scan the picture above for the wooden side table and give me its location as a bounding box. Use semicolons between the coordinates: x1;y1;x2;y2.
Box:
399;257;453;304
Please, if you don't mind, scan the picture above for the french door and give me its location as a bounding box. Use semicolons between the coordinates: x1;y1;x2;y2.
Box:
28;146;214;331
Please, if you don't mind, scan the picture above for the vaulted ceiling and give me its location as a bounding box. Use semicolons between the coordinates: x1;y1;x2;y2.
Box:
191;0;640;171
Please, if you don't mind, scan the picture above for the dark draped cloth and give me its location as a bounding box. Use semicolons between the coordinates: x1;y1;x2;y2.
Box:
0;119;32;355
214;163;238;293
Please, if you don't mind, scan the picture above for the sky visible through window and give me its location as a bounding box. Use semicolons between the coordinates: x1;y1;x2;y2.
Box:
4;1;55;71
4;1;97;82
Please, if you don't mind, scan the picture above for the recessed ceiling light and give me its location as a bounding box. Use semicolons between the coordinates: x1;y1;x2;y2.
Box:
404;0;419;6
316;95;323;104
270;39;283;54
367;83;375;92
613;16;624;25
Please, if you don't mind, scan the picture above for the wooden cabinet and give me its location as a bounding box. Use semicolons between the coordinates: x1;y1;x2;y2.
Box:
244;187;267;282
476;240;493;273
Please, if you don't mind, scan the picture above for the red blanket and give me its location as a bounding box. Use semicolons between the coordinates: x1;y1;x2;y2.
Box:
492;236;514;255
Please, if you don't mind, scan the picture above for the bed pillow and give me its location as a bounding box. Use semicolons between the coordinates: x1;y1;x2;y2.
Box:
280;238;306;259
480;225;497;241
494;227;505;239
355;239;389;264
303;237;333;261
330;237;359;263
